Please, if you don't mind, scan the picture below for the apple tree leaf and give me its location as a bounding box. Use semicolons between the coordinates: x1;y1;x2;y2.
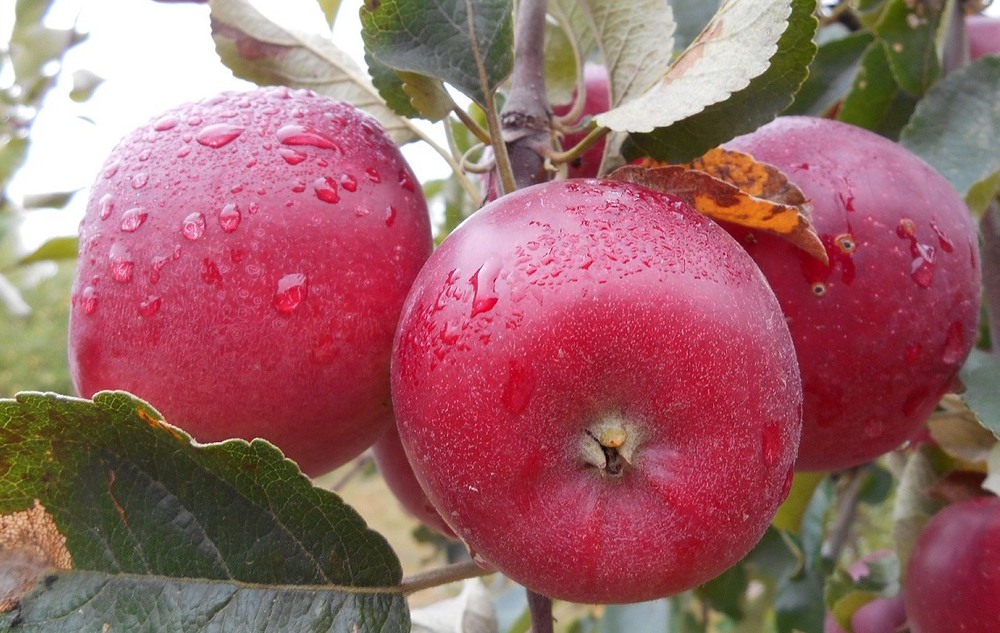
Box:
899;57;1000;216
892;445;947;575
359;0;514;108
542;20;579;107
15;236;78;266
0;391;407;632
785;30;874;116
596;0;798;133
959;349;1000;438
874;0;946;97
927;394;997;464
620;0;817;163
617;148;827;263
836;41;918;140
208;0;418;144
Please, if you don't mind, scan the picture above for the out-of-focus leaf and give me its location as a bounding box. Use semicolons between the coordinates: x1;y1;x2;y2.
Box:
857;463;894;506
983;444;1000;496
597;0;791;133
15;236;78;266
316;0;341;25
69;69;103;103
209;0;417;143
772;471;826;534
543;21;579;107
785;30;874;115
621;0;817;163
359;0;514;108
21;190;78;210
399;71;453;122
928;394;998;464
836;42;918;139
899;57;1000;216
892;445;948;574
874;0;945;96
411;579;497;633
696;562;748;620
959;349;1000;437
0;391;407;632
600;599;672;633
0;273;31;317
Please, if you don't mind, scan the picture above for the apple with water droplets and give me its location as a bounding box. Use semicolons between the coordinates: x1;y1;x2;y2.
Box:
720;116;981;471
904;495;1000;633
69;87;433;476
391;179;802;604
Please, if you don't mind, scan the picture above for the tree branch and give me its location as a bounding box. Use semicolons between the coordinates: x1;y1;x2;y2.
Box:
399;559;494;595
527;589;554;633
980;201;1000;349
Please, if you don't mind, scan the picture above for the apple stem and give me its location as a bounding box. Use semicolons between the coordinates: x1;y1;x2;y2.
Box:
980;201;1000;349
824;465;867;564
526;589;555;633
397;559;493;595
499;0;554;191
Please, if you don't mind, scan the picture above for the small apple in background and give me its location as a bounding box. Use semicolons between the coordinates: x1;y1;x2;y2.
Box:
372;425;456;538
69;87;433;476
824;596;907;633
552;64;610;179
391;178;802;604
721;116;981;472
966;14;1000;60
904;495;1000;633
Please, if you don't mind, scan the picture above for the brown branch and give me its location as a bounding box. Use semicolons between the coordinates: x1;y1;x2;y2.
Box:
398;559;494;595
527;589;554;633
980;201;1000;349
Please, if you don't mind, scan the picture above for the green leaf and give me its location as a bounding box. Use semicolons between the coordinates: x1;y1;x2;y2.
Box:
316;0;342;26
600;599;671;633
836;41;918;140
696;562;748;620
15;236;78;266
597;0;802;133
899;56;1000;216
208;0;417;144
365;50;424;119
0;391;407;632
785;30;874;116
960;349;1000;437
621;0;817;163
892;445;948;575
874;0;945;96
359;0;514;108
543;20;579;107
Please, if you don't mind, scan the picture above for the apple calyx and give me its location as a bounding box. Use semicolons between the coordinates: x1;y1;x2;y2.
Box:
582;416;639;477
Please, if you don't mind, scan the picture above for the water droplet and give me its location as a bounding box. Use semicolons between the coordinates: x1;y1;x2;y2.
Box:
314;177;340;204
201;258;223;285
501;359;535;415
195;123;244;148
131;172;149;189
272;273;308;314
365;167;381;183
137;148;152;162
187;115;203;126
942;321;968;365
279;147;307;165
218;202;241;233
931;223;954;253
176;145;192;158
79;285;98;315
120;207;148;232
139;295;161;317
149;246;182;284
398;169;416;192
384;205;397;227
469;257;501;317
904;342;922;365
292;181;307;194
182;212;206;240
103;161;120;179
761;424;783;467
276;124;340;151
248;202;259;215
910;243;935;288
354;207;371;218
98;193;114;220
110;257;134;283
340;174;358;192
153;115;179;131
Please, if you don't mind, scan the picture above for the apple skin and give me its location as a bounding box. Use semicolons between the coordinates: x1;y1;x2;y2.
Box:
824;596;907;633
391;179;802;604
967;14;1000;60
69;87;433;476
904;496;1000;633
552;64;610;179
372;425;457;538
722;116;981;472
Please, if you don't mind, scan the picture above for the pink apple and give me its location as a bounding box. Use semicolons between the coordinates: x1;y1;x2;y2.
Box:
69;87;433;476
967;14;1000;60
552;64;611;178
391;178;802;603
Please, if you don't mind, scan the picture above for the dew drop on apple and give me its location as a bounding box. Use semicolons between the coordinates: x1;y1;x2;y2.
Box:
279;147;307;165
103;161;120;179
340;174;358;192
79;285;98;315
131;172;149;189
218;202;241;233
120;207;148;232
182;212;206;240
196;123;244;148
469;256;502;317
365;167;381;183
272;273;308;314
109;253;135;283
139;295;161;317
98;193;115;220
398;169;416;192
153;115;178;132
942;321;967;365
314;177;340;204
276;124;341;152
384;205;397;227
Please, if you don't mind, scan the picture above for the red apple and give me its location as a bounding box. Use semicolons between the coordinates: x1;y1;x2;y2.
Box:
722;116;981;471
904;495;1000;633
391;179;802;604
69;87;433;476
967;14;1000;60
372;425;456;538
552;64;611;179
824;596;907;633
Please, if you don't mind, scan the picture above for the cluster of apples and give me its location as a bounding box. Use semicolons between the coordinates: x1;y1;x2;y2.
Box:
69;55;984;609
